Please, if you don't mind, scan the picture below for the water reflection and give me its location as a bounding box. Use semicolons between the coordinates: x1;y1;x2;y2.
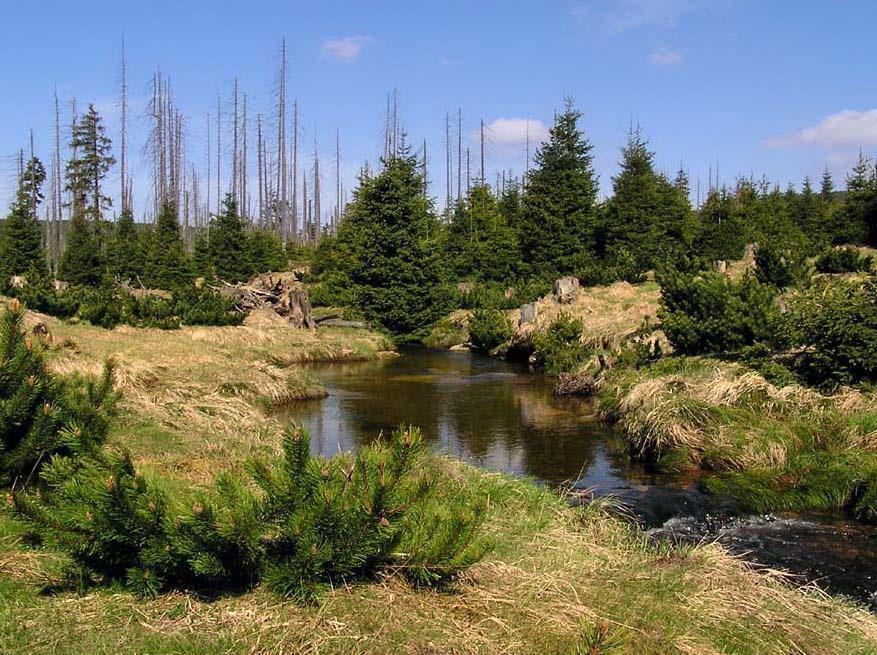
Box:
282;348;603;484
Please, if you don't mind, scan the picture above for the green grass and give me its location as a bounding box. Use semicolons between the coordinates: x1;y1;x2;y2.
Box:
601;356;877;521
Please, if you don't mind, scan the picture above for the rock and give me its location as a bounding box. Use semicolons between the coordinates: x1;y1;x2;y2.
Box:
553;276;580;304
715;260;728;274
9;275;26;289
449;344;469;352
519;302;538;327
318;318;367;329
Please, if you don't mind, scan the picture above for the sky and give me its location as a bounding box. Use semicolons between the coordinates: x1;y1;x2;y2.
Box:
0;0;876;218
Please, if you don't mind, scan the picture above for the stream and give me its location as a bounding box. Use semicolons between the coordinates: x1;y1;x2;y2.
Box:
282;347;877;606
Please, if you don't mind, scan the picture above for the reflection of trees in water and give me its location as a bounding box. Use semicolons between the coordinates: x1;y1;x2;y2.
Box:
290;351;601;485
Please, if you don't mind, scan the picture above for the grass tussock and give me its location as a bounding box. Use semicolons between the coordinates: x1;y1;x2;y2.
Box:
601;357;877;519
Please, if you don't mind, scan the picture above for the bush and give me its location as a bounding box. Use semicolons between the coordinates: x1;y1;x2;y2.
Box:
468;309;514;352
532;314;590;374
0;303;115;486
814;246;874;274
658;269;782;356
6;281;244;330
786;278;877;390
754;244;812;289
576;248;647;287
13;424;488;601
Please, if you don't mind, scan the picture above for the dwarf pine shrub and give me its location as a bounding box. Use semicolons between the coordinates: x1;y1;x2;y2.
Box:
532;314;590;374
814;246;873;274
0;302;115;486
469;308;514;352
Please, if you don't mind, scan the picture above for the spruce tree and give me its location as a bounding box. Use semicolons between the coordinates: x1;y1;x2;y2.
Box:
334;150;450;335
65;104;115;224
0;156;48;283
106;209;144;281
143;203;192;290
601;128;690;267
518;99;599;275
444;184;519;282
695;189;746;261
58;214;103;285
207;195;251;282
840;152;877;246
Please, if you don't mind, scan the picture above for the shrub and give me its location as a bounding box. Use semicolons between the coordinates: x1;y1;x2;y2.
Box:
754;244;812;289
814;246;873;274
532;314;590;374
13;424;488;601
786;278;877;390
0;303;115;486
658;270;782;356
576;248;647;287
468;309;514;352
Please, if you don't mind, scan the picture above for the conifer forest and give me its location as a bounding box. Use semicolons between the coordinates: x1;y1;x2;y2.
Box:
3;10;877;654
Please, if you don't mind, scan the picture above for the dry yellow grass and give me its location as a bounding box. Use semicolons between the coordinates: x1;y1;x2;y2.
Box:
512;280;662;351
3;300;392;481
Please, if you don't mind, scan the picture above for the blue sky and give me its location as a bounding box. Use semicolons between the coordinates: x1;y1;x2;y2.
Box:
1;0;876;218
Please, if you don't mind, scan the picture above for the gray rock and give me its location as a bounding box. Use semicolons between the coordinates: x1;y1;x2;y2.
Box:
519;302;538;326
553;276;580;303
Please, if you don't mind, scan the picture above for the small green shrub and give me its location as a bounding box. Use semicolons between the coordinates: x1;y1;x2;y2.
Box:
754;244;812;289
13;424;488;601
814;246;873;274
0;303;115;486
786;278;877;389
468;309;514;352
657;270;782;356
532;314;590;374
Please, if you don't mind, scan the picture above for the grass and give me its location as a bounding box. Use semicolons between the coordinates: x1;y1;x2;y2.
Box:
3;462;877;654
2;297;877;653
2;299;393;482
600;357;877;520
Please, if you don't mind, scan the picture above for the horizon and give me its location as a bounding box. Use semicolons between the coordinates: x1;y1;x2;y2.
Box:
1;0;876;221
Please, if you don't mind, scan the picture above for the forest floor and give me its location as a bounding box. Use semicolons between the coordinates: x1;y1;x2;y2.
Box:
2;300;877;653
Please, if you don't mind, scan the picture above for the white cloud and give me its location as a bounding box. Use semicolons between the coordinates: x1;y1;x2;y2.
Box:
766;109;877;148
573;0;708;34
649;48;684;66
481;118;550;146
320;36;374;62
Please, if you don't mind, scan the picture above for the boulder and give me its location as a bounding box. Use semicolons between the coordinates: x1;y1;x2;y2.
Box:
715;260;728;274
553;276;580;304
519;302;538;327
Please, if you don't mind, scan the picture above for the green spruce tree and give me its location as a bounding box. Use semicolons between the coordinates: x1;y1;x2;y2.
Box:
518;99;599;275
58;214;103;285
207;195;251;282
105;209;144;281
601;128;690;268
143;203;192;290
443;184;519;282
334;150;450;335
0;156;48;283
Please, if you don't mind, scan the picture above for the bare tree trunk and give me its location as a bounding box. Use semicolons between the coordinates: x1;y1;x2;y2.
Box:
445;112;451;215
120;38;129;213
457;107;462;203
480;118;486;187
313;138;321;242
276;39;288;240
232;78;239;199
242;93;248;219
335;128;341;233
291;100;298;242
257;113;264;224
206;113;211;221
216;94;221;213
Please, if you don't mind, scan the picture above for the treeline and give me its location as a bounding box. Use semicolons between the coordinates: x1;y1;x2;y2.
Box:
3;99;877;336
311;100;877;336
